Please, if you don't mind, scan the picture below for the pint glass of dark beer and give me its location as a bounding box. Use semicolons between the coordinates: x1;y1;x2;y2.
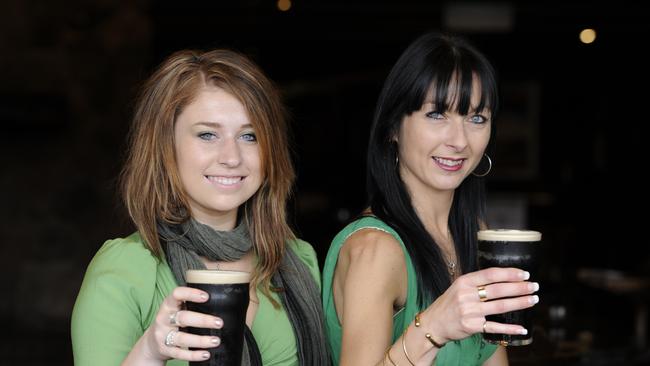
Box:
477;229;541;346
184;270;251;366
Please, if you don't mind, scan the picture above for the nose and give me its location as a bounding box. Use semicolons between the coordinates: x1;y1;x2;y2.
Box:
217;137;242;167
445;119;468;152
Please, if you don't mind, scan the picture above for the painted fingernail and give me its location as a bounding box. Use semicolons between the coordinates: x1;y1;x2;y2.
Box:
215;318;223;328
530;295;539;304
529;282;540;292
211;337;220;345
520;328;528;335
521;271;530;280
202;352;210;359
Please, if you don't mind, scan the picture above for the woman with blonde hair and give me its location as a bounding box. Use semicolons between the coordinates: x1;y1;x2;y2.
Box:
72;49;330;366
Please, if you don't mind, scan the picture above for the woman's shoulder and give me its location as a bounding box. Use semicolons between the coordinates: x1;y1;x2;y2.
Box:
88;232;159;273
288;238;316;260
287;238;320;282
80;233;161;295
328;218;407;311
74;233;163;322
331;216;397;244
332;216;402;257
323;216;406;277
339;224;405;266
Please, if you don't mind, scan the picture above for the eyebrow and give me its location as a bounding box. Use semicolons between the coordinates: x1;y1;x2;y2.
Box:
194;121;254;129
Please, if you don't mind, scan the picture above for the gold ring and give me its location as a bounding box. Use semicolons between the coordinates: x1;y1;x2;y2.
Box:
483;321;488;333
477;285;488;302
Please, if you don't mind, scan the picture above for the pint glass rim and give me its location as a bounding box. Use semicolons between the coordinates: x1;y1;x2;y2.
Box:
185;270;251;284
477;229;541;242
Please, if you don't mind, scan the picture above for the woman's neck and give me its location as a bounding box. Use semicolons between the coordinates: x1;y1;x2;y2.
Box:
411;189;454;238
192;212;238;231
201;250;255;272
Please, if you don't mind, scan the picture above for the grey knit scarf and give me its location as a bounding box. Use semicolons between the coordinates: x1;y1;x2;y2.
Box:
158;218;331;366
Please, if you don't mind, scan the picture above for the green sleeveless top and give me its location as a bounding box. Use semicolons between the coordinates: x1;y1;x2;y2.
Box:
72;232;321;366
322;216;496;365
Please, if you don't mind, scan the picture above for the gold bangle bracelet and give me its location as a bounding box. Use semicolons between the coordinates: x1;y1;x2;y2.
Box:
415;311;445;349
402;326;416;366
425;333;445;349
385;346;398;366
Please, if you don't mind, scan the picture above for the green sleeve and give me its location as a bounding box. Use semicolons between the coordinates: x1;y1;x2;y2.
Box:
289;239;321;289
71;234;159;366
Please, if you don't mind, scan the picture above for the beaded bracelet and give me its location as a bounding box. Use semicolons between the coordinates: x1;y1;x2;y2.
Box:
414;312;446;349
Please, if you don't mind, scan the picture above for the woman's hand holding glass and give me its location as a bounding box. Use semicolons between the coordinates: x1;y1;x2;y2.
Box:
141;287;224;362
419;267;539;345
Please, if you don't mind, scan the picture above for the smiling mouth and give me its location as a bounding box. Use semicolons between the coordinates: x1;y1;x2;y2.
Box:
432;157;465;167
205;176;245;186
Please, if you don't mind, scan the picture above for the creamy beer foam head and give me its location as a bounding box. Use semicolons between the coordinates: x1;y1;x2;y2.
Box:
185;270;251;284
478;229;541;242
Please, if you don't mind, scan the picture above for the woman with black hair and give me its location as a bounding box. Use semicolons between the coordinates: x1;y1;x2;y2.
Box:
322;32;540;365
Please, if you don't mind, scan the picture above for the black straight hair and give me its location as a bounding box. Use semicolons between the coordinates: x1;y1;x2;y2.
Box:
366;31;499;308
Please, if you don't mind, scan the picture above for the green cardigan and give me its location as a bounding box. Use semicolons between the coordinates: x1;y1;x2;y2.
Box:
322;216;497;365
71;232;321;366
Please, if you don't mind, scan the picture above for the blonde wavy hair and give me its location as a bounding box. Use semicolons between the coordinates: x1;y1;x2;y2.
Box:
120;49;295;298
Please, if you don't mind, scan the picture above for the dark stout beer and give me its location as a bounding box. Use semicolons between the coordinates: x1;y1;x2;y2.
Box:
477;230;541;346
184;270;251;365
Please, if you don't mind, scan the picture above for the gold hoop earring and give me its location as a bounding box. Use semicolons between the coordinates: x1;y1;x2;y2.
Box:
472;154;492;177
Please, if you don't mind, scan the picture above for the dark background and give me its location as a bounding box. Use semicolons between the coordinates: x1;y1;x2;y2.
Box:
1;0;649;365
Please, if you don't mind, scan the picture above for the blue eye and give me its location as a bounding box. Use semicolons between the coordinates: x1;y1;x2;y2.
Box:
425;111;445;119
198;132;217;140
469;115;488;124
241;132;257;142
